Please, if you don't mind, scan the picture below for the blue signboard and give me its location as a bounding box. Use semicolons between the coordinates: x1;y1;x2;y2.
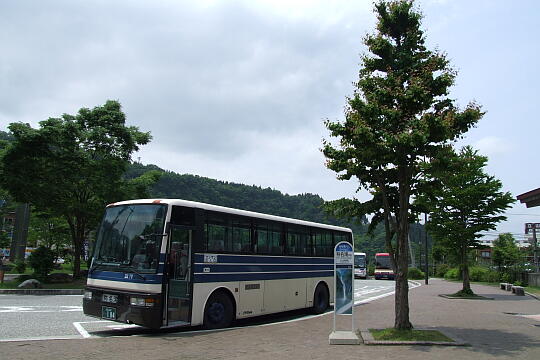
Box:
334;241;353;315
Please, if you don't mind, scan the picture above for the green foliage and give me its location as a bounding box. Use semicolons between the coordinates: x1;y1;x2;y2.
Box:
419;146;515;293
27;246;55;280
444;266;500;283
444;268;460;280
27;210;71;252
482;270;500;283
0;231;10;248
451;289;476;297
322;0;482;329
408;267;425;280
370;328;453;342
0;101;153;278
468;266;488;282
492;233;521;272
126;162;368;234
435;264;450;278
368;264;375;276
14;259;26;274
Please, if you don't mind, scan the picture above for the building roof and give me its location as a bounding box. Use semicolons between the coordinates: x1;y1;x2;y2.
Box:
517;188;540;208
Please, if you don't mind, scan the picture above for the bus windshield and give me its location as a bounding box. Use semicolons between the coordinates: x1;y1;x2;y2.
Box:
92;204;167;273
354;254;366;268
375;255;391;269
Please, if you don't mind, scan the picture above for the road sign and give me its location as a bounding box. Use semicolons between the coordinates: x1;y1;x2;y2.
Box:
525;223;540;234
330;241;359;345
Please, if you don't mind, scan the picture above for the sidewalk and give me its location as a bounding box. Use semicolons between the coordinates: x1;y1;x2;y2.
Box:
1;278;539;360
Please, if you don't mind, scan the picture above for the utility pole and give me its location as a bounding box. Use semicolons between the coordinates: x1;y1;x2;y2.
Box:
424;213;429;285
533;227;539;273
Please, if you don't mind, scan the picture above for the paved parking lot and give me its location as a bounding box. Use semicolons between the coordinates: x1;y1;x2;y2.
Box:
0;279;397;342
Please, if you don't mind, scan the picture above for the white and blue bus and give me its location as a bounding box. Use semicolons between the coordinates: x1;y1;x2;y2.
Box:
353;252;367;279
83;199;353;329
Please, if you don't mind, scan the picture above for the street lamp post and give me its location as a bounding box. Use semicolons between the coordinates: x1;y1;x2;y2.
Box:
424;213;429;285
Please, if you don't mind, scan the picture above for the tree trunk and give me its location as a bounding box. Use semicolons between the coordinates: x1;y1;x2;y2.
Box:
66;215;84;279
393;164;413;330
394;227;413;330
461;244;471;294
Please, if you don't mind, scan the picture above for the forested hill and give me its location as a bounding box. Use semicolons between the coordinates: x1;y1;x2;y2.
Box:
126;163;368;234
126;163;431;261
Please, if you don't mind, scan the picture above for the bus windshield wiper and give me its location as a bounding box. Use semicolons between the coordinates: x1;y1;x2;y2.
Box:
89;262;120;274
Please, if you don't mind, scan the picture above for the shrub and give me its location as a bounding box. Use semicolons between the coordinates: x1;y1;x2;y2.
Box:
368;264;375;276
468;266;489;282
444;267;460;280
14;260;27;274
408;267;425;280
435;264;450;278
27;246;55;281
481;270;500;283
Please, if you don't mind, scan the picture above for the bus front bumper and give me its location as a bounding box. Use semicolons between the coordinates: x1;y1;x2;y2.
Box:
82;287;164;329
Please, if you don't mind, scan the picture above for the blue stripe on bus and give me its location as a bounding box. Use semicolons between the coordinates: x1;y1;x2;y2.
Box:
193;253;333;264
88;270;163;284
194;271;333;283
193;264;332;273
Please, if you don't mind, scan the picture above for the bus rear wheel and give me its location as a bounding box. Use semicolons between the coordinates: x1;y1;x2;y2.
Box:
203;291;234;329
311;283;329;314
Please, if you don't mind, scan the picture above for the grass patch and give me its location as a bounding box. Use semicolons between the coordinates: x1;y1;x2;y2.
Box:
446;279;540;296
370;328;454;342
449;289;481;298
525;285;540;296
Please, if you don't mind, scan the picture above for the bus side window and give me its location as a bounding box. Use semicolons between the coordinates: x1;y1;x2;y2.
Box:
256;228;268;254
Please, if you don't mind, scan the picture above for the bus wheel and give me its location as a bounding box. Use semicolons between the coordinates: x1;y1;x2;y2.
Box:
311;283;329;314
203;291;234;329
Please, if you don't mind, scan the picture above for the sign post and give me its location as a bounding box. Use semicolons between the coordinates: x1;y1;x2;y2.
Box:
525;223;540;273
329;241;360;345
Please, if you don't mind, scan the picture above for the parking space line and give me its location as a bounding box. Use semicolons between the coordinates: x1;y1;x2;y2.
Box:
73;321;111;338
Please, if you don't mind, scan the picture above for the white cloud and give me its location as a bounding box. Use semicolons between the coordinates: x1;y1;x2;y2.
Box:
473;136;512;157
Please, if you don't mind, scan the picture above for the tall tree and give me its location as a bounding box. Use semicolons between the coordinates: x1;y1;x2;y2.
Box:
492;233;521;276
420;147;514;295
323;0;482;329
0;100;152;277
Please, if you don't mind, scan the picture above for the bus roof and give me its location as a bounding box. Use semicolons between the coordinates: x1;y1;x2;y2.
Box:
109;198;353;233
354;252;366;256
375;252;390;256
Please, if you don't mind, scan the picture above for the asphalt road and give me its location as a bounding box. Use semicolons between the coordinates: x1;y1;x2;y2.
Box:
0;278;401;342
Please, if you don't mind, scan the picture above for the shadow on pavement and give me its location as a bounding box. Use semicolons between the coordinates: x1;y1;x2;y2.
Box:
90;307;334;338
412;327;540;357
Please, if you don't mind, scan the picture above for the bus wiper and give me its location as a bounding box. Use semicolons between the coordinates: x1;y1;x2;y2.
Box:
138;233;167;240
89;262;120;274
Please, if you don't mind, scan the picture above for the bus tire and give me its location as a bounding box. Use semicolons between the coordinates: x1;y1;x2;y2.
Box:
203;291;234;329
311;283;329;314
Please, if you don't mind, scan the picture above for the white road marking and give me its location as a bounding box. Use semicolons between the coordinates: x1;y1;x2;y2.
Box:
72;321;111;338
0;306;82;313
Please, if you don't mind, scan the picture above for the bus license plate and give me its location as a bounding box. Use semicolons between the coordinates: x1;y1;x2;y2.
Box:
102;294;118;303
102;306;116;320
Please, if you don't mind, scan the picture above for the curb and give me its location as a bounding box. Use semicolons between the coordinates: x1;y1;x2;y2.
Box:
0;289;84;295
359;328;469;346
525;291;540;300
438;294;494;300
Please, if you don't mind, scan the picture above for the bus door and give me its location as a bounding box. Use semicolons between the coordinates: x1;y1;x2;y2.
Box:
166;226;192;326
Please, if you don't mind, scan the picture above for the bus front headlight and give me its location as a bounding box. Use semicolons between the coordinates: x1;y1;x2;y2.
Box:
130;297;156;307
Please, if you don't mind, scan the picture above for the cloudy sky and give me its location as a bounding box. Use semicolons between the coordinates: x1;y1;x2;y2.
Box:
1;0;539;241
